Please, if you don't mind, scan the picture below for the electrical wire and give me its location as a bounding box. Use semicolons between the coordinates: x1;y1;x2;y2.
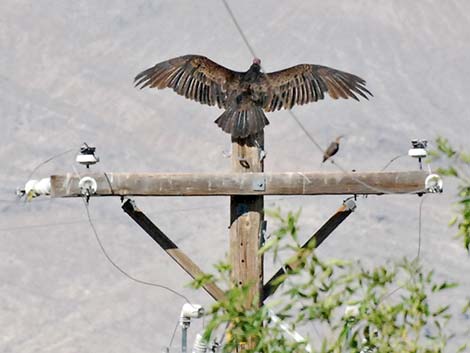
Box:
380;154;407;171
378;194;427;303
81;196;191;303
220;0;257;59
0;197;53;204
288;112;327;152
416;194;426;260
219;0;429;196
0;203;227;232
25;148;75;182
220;0;432;311
66;160;193;304
0;148;75;207
166;318;181;353
0;196;300;233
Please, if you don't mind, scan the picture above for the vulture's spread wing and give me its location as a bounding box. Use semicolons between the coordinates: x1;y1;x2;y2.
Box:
253;64;372;112
134;55;239;108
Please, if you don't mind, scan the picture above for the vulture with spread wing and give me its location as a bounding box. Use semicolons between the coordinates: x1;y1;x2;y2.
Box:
135;55;372;138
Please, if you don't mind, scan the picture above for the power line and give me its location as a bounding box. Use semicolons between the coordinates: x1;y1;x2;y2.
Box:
0;204;225;232
0;197;53;204
219;0;429;196
219;0;431;309
377;194;427;303
26;148;75;182
81;197;192;303
0;196;302;233
381;154;407;171
220;0;257;59
65;159;195;303
417;194;427;260
166;318;181;353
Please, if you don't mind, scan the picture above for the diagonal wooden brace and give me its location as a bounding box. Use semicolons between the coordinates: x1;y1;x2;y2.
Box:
262;199;356;301
122;199;225;301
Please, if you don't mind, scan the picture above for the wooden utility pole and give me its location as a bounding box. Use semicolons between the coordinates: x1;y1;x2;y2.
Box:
47;142;437;351
50;171;429;197
229;132;264;350
229;133;264;306
122;199;225;301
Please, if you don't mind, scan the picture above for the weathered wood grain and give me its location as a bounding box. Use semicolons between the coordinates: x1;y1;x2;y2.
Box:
50;171;429;197
229;133;265;351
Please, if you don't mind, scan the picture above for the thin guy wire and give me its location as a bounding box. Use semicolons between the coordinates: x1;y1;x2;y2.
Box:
219;0;429;195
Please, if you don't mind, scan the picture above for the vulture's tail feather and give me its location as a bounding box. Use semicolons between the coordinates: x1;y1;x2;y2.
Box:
215;106;269;138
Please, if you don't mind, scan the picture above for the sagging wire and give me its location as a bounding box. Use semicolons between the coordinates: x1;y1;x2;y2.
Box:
416;194;426;260
219;0;429;196
81;196;191;303
220;0;257;59
220;0;432;308
0;196;301;233
70;164;192;304
25;148;75;182
7;148;75;202
166;318;181;353
380;154;407;171
378;194;428;303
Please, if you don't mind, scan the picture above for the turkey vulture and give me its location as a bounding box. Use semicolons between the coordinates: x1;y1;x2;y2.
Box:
323;136;344;162
134;55;372;138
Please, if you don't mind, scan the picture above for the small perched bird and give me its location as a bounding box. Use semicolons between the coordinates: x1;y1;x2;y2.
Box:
135;55;372;138
323;136;344;162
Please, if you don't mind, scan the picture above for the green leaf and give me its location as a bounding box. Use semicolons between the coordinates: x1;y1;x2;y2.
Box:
437;166;459;177
448;215;458;226
433;305;450;316
460;152;470;163
432;281;459;292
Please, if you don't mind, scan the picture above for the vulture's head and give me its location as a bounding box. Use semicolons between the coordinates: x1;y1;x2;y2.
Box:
252;58;261;65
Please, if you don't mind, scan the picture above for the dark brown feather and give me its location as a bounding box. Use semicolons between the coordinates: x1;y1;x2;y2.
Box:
251;64;372;112
135;55;372;138
134;55;240;108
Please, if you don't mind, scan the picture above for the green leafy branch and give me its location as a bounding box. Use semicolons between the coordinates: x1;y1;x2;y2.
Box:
190;209;462;352
429;137;470;251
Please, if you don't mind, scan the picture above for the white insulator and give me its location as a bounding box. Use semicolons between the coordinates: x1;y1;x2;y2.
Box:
24;178;51;199
180;303;204;320
24;180;38;196
78;177;98;196
425;174;443;193
191;333;208;353
408;148;427;158
76;153;99;166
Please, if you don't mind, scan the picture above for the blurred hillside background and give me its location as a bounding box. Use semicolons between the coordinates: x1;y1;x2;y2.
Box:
1;1;469;352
